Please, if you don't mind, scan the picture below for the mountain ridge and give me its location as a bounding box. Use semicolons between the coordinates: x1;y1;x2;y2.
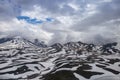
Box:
0;36;47;49
0;36;120;80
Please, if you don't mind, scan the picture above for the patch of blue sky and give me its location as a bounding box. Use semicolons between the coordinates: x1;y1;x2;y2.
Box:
27;19;43;24
17;16;54;24
17;16;30;20
17;16;43;24
46;18;54;22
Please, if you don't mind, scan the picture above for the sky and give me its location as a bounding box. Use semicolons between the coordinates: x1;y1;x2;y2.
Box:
0;0;120;45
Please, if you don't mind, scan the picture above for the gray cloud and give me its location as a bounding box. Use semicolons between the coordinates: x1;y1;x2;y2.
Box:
72;0;120;30
0;0;17;20
0;0;120;45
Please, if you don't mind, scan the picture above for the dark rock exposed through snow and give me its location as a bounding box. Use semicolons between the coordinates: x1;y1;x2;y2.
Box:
0;37;120;80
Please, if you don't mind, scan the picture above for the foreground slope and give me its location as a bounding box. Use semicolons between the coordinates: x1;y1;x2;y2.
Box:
0;37;120;80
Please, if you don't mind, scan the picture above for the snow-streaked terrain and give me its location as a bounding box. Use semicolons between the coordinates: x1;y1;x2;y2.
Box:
0;37;120;80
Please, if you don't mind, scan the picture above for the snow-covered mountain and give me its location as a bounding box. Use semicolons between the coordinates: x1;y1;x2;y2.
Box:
0;36;120;80
0;36;47;49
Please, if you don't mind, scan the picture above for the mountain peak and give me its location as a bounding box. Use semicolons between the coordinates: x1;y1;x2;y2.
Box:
13;36;23;39
0;36;48;49
0;36;37;49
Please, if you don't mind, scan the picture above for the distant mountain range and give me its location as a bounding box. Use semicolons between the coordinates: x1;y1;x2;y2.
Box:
0;36;47;48
0;36;120;80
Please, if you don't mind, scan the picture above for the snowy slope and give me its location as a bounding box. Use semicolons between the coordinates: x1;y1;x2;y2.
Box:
0;36;38;49
0;37;120;80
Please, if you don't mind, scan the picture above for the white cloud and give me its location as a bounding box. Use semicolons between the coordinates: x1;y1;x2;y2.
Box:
0;18;53;43
0;0;120;45
68;3;80;11
56;16;75;26
21;5;50;21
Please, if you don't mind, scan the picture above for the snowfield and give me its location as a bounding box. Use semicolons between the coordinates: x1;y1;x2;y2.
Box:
0;37;120;80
